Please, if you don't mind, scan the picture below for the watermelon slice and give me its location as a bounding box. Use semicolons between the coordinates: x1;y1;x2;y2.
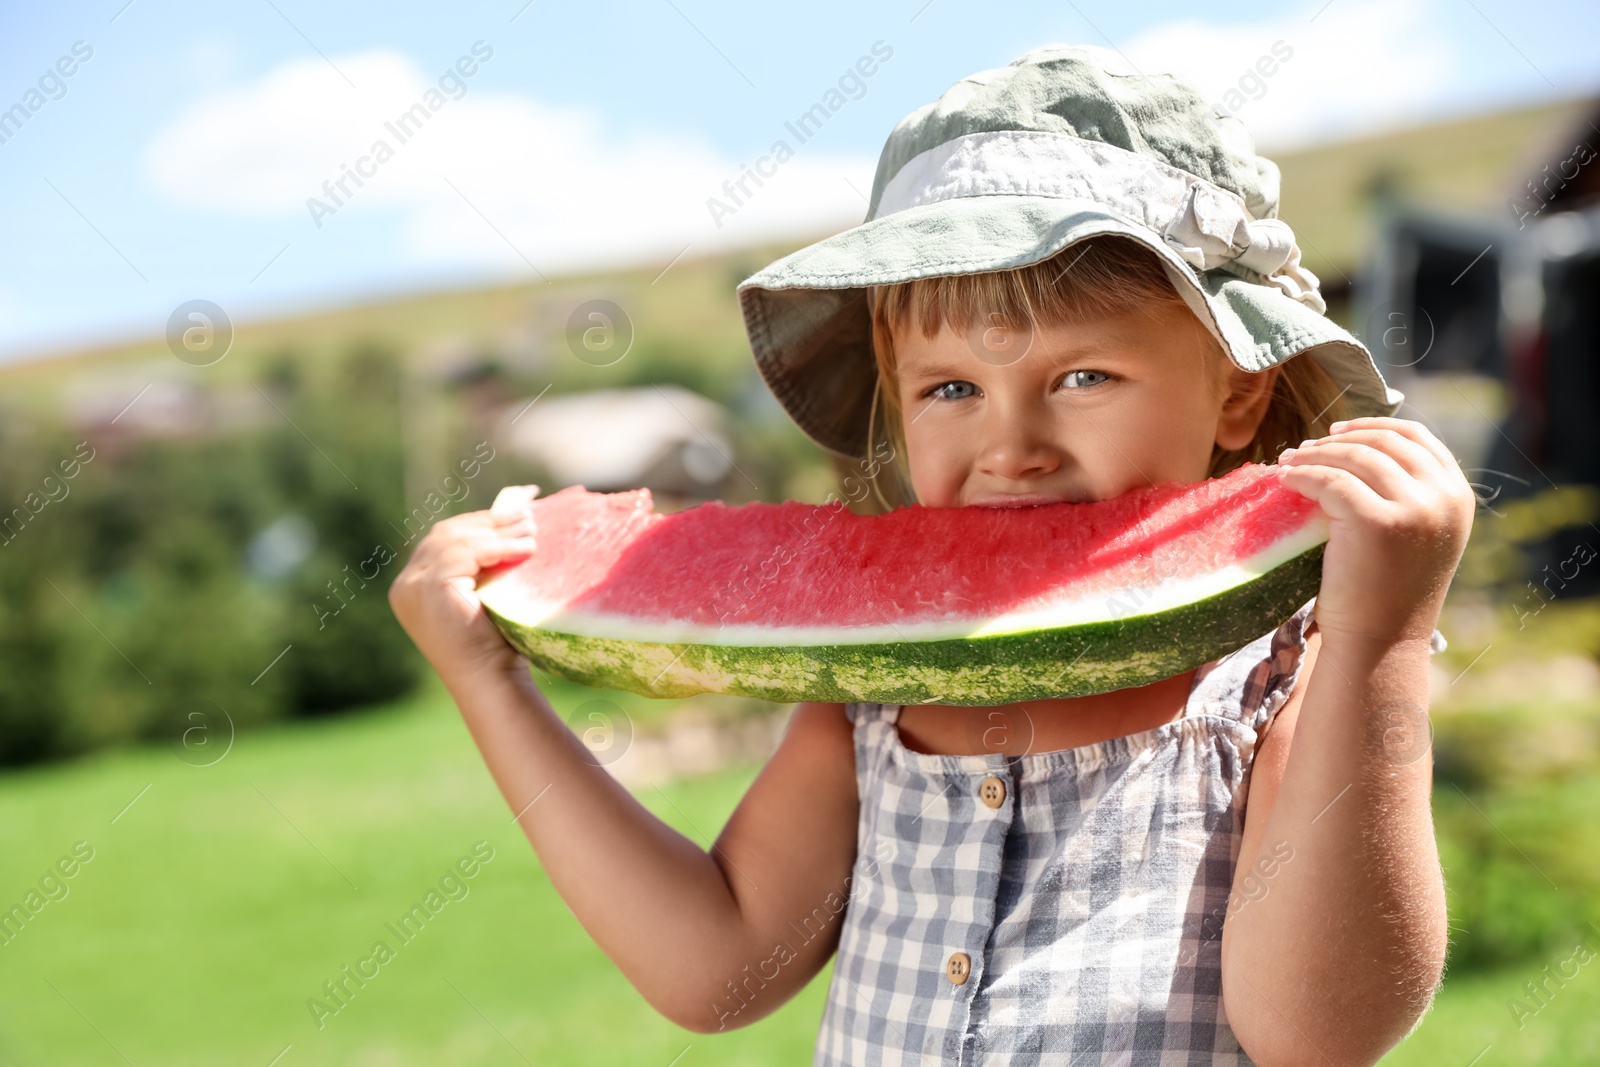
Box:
474;462;1326;706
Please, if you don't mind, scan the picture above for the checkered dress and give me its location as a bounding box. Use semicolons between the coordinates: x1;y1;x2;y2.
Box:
813;597;1326;1067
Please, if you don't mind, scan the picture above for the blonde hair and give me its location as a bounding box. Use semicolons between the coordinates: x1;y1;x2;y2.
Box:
848;235;1357;514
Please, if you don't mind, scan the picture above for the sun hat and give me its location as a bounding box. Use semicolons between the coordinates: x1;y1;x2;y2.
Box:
736;43;1405;461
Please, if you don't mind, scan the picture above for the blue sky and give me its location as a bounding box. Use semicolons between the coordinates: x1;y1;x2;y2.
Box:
1;0;1596;364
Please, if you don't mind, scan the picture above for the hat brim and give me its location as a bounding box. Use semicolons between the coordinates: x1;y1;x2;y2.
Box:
737;194;1403;460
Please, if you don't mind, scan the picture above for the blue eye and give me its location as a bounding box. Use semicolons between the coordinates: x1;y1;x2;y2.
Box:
1061;370;1111;389
926;380;976;400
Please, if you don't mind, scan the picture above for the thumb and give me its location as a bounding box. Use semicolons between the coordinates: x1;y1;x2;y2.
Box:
445;574;485;615
491;483;542;521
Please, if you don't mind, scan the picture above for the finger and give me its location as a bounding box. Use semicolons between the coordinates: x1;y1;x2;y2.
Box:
430;531;538;578
477;537;538;565
1276;460;1394;524
444;574;486;616
466;527;538;565
1327;417;1460;475
491;484;543;519
431;510;501;535
418;514;532;561
490;510;537;536
1280;441;1415;503
1293;427;1437;482
435;508;532;539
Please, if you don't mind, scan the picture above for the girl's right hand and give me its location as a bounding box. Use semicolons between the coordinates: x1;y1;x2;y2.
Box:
388;484;542;689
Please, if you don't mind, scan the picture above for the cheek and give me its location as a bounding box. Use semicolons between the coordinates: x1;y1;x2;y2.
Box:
1081;402;1208;490
903;428;962;504
1131;412;1207;465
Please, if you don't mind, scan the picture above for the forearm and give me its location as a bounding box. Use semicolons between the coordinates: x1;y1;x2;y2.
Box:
1223;634;1448;1065
441;665;749;1026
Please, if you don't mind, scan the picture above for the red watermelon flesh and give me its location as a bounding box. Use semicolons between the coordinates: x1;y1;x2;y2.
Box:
475;461;1326;704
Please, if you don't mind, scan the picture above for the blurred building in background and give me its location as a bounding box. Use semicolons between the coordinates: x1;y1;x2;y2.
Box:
1272;92;1600;599
59;370;277;445
494;384;736;510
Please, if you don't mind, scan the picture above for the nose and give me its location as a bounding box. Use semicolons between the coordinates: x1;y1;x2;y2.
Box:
974;400;1062;482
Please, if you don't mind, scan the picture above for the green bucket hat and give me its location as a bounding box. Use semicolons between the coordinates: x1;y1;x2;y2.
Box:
736;43;1404;461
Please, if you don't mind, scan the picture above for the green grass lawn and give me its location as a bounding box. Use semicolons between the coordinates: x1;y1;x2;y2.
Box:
0;676;822;1066
0;675;1594;1065
1384;963;1600;1066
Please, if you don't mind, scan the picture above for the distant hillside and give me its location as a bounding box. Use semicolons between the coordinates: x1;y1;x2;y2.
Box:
0;231;834;422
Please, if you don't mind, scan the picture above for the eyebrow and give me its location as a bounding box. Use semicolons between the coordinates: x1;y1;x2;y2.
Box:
897;360;977;381
897;344;1145;381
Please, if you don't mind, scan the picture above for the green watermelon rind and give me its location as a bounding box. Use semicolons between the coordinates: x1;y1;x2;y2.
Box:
483;542;1325;706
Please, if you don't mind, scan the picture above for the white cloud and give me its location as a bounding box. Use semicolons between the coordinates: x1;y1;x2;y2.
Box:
143;49;873;275
1120;0;1457;152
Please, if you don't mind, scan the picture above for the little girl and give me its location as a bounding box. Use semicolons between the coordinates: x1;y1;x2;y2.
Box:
389;45;1476;1066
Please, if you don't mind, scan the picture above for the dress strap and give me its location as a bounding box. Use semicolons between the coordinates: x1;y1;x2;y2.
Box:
1183;597;1317;735
844;702;900;727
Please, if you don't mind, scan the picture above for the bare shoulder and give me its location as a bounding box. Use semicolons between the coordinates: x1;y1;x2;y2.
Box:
764;702;857;804
786;701;854;746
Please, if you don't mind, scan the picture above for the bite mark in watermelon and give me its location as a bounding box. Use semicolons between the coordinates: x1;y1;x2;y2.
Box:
475;461;1326;705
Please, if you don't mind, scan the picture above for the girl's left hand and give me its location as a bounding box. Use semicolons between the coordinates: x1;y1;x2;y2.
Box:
1275;416;1477;646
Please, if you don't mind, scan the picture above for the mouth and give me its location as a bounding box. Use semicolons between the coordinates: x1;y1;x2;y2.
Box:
969;494;1080;508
